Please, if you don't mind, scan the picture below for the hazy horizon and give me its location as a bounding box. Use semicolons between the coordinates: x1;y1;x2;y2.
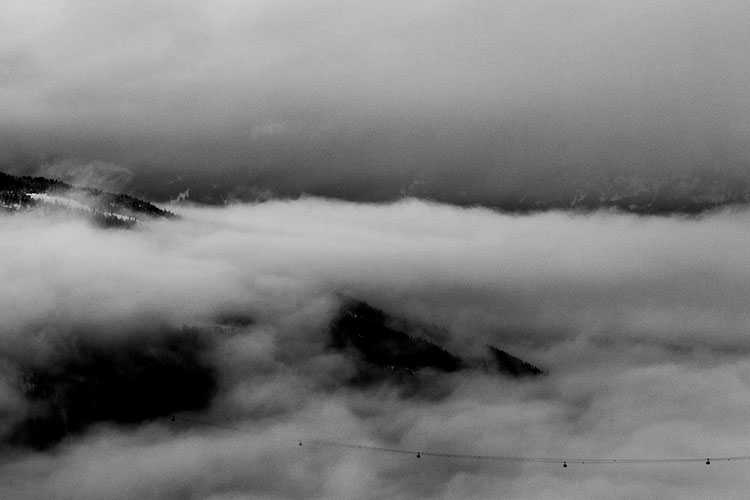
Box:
3;1;750;204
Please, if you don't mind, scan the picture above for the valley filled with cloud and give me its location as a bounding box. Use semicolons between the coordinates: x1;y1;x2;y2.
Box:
2;200;750;499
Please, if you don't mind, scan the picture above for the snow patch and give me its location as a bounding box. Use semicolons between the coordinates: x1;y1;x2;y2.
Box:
28;193;138;223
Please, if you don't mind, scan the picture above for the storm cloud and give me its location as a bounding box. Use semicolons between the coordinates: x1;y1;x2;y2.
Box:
3;200;750;498
3;1;750;202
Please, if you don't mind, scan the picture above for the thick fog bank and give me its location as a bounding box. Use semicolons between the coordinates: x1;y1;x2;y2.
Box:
2;198;750;499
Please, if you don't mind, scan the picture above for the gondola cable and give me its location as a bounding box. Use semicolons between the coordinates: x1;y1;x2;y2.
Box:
170;415;747;467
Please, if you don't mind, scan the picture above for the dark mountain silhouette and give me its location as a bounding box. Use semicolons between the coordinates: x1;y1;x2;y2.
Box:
125;167;750;215
0;170;174;227
485;346;544;377
330;299;462;373
10;167;750;216
329;299;544;384
489;171;750;215
6;301;544;450
9;327;216;450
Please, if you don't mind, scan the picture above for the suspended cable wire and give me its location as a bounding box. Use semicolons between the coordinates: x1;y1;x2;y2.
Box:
170;415;750;466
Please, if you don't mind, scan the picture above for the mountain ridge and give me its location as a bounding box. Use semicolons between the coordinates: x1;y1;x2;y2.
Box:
329;299;544;385
6;168;750;215
499;171;750;214
0;171;174;227
131;168;750;215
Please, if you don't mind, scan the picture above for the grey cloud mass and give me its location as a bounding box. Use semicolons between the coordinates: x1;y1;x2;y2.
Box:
3;200;750;498
2;1;750;202
3;3;750;498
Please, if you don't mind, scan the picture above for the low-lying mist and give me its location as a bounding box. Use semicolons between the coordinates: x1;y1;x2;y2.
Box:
3;198;750;499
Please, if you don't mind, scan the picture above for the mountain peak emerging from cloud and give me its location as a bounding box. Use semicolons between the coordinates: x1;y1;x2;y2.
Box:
0;171;174;227
330;298;544;388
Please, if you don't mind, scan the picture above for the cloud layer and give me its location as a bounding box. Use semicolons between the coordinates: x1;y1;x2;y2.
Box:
3;199;750;498
3;1;750;201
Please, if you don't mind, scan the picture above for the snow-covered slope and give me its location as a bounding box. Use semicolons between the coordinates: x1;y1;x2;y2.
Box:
1;170;174;227
27;193;139;223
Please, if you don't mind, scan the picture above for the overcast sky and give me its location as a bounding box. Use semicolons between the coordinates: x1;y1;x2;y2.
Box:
3;1;750;202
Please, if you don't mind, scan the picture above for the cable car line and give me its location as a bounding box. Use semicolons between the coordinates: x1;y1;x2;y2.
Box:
170;415;750;466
